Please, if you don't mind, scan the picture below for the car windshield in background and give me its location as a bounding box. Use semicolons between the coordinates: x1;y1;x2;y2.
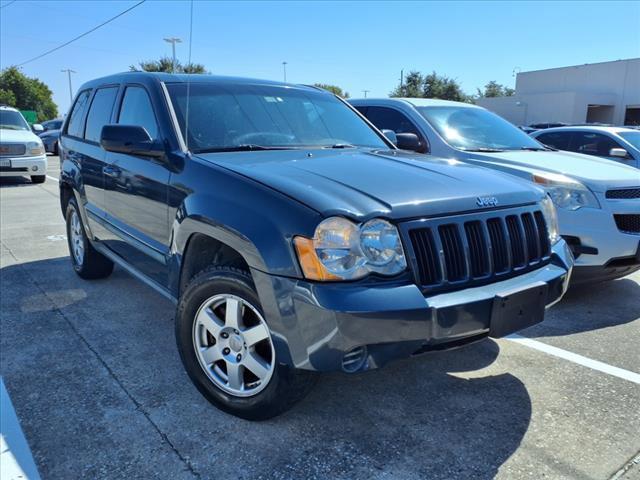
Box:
417;106;544;152
0;110;30;131
166;83;388;153
619;131;640;150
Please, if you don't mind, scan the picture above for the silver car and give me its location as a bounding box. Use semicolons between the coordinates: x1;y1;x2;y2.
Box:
350;98;640;284
531;125;640;169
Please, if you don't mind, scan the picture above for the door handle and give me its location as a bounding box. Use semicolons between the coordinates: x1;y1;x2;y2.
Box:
102;165;121;178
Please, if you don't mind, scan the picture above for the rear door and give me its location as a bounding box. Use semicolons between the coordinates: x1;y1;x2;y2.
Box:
102;84;171;286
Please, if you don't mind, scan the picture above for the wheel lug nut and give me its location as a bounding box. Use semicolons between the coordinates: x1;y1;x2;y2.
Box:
221;332;228;339
223;347;230;355
236;354;242;361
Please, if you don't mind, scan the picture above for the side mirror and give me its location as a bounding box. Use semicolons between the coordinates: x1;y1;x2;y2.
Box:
381;129;397;145
100;125;164;158
396;133;425;153
32;123;44;132
609;147;629;159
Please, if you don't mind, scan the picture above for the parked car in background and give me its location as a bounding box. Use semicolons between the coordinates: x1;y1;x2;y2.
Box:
532;126;640;169
0;105;47;183
59;73;573;419
529;122;568;130
39;127;61;155
351;98;640;284
40;118;63;133
518;126;538;135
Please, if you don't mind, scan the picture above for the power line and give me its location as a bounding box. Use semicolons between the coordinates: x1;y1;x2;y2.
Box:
16;0;146;67
0;0;18;9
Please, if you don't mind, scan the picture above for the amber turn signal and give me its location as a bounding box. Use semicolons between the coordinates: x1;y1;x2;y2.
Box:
293;236;341;281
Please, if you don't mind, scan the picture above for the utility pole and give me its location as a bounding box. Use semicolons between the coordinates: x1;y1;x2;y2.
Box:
61;69;76;104
282;61;288;82
362;90;370;98
400;69;404;95
164;37;182;73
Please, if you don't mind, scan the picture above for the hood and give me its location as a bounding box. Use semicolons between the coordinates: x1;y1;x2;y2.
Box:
0;128;42;144
196;149;544;220
467;150;640;192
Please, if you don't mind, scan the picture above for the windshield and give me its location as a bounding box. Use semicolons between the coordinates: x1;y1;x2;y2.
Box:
619;131;640;151
166;82;388;153
0;110;30;131
417;106;544;151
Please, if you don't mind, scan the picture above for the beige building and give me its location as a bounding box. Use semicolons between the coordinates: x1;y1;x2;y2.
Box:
477;58;640;126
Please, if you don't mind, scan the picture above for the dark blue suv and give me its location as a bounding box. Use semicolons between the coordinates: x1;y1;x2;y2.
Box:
59;73;573;419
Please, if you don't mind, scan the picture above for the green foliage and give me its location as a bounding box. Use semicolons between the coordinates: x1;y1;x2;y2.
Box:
313;83;349;98
130;56;208;74
476;80;515;98
0;67;58;121
390;70;472;102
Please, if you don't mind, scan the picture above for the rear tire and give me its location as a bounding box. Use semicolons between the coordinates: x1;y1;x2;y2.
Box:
176;266;317;420
31;175;46;184
65;198;114;279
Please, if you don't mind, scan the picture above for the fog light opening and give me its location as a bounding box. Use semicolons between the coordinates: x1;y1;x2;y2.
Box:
341;346;367;373
31;166;38;172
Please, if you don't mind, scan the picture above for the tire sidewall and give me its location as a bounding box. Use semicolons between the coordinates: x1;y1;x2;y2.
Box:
176;269;290;419
65;199;88;274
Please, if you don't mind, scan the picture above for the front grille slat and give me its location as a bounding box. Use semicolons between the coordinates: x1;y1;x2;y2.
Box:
408;208;551;292
0;143;27;156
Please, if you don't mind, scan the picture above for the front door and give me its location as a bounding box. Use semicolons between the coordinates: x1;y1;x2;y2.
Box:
102;85;171;286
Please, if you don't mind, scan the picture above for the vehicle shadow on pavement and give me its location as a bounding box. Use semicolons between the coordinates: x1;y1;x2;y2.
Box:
523;276;640;338
0;177;38;188
1;257;532;480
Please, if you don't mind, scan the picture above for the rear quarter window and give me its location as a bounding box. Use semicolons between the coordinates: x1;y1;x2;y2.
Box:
65;90;92;138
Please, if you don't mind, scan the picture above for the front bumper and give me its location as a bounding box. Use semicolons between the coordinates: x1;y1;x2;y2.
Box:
253;240;573;373
0;155;47;177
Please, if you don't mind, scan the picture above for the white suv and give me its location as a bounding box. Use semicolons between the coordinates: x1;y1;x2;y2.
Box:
0;106;47;183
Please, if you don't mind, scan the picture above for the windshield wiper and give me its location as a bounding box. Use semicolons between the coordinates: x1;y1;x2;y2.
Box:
323;143;357;149
462;147;506;152
193;144;299;153
518;146;557;152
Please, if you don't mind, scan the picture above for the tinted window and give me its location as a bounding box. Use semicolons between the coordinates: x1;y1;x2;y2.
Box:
66;90;91;138
118;86;158;139
536;132;572;150
84;87;118;143
417;106;543;151
166;83;387;152
365;107;421;137
0;110;30;131
571;132;621;157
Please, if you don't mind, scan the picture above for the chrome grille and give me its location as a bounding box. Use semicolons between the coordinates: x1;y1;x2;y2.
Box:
404;206;552;292
0;144;26;156
606;188;640;199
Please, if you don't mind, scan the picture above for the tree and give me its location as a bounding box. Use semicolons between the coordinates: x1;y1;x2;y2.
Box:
476;80;515;98
313;83;349;98
0;67;58;121
130;56;208;74
390;70;471;102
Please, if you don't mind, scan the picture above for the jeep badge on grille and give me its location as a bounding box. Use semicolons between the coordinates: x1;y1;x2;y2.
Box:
476;196;499;207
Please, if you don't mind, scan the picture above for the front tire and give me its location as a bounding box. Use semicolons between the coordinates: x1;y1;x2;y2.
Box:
65;198;114;279
31;175;46;184
176;266;316;420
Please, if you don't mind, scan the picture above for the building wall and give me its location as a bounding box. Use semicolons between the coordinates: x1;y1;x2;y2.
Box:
477;58;640;126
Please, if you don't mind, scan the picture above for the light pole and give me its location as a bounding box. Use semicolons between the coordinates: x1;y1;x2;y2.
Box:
282;61;287;82
164;37;182;73
362;90;370;98
61;69;76;104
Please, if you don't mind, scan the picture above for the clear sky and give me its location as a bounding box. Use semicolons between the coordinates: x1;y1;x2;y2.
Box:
1;0;639;115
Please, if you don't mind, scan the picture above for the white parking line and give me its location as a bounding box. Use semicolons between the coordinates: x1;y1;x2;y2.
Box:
507;334;640;384
46;175;58;182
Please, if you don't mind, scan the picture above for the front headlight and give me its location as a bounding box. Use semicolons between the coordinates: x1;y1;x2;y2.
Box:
27;141;45;156
533;172;599;210
294;217;407;281
540;196;560;244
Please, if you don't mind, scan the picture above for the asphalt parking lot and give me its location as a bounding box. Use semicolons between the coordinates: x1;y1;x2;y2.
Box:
1;156;639;480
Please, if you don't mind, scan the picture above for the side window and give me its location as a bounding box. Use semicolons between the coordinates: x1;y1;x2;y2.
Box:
365;107;421;137
118;86;159;139
66;90;91;138
571;132;620;157
354;106;368;116
84;87;118;143
536;132;572;150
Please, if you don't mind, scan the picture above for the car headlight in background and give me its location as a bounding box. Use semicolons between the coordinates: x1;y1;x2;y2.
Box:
27;141;45;156
532;172;599;210
294;216;407;281
540;196;560;244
